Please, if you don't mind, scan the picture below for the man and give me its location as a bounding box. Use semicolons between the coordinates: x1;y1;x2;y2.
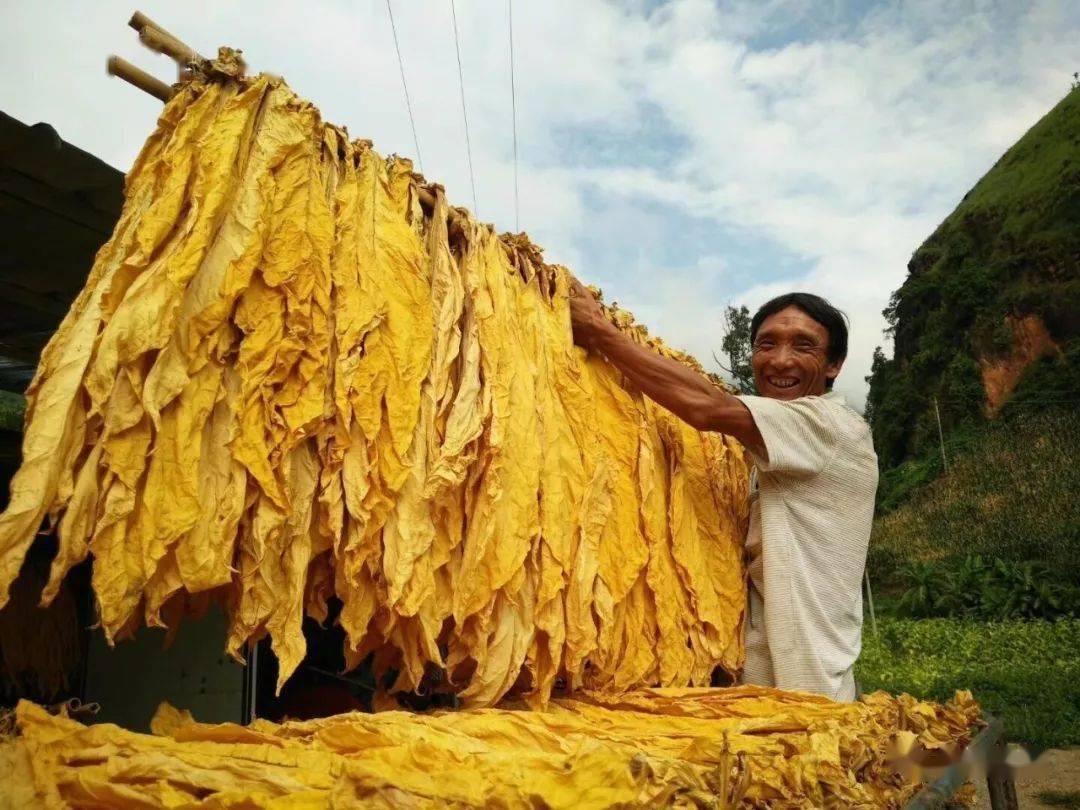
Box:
568;283;878;701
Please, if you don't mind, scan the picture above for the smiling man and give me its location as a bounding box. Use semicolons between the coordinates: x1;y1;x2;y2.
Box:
568;284;878;701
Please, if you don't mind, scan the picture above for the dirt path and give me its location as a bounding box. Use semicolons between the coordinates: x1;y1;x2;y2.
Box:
972;748;1080;808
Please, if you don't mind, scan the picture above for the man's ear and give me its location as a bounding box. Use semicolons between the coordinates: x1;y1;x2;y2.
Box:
825;357;844;383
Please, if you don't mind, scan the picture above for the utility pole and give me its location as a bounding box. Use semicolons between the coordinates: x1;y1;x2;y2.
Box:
933;395;949;473
864;570;878;637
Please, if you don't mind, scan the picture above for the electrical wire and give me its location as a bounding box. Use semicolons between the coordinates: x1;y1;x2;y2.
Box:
449;0;479;217
385;0;423;174
508;0;519;231
920;395;1080;405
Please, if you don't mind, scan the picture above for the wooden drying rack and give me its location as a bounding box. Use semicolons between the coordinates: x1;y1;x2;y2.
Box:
107;12;199;103
105;15;1023;809
109;11;460;235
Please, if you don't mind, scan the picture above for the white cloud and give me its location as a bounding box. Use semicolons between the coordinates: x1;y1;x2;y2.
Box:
1;0;1076;412
580;0;1077;408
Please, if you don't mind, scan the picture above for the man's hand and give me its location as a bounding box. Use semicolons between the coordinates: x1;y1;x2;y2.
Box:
567;274;612;350
561;271;765;453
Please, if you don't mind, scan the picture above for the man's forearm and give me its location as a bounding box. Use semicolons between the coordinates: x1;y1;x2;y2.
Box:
590;321;764;453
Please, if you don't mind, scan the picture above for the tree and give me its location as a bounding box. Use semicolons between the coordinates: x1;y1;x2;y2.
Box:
863;345;890;427
717;304;755;394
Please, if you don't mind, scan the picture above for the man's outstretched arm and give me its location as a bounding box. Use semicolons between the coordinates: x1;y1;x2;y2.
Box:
568;276;765;457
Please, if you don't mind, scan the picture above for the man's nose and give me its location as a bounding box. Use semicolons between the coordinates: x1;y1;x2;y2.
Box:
768;344;798;367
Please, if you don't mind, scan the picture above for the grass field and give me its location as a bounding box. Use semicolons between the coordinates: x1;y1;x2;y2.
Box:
856;608;1080;749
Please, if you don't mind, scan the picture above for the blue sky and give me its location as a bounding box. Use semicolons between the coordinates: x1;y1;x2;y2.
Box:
2;0;1078;409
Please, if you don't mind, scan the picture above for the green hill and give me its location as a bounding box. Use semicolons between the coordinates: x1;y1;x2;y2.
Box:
866;87;1080;476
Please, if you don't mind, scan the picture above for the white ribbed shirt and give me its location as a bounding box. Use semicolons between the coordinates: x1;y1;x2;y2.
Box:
737;391;878;701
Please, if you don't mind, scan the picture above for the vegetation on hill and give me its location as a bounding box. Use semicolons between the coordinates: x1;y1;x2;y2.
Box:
869;410;1078;584
865;87;1080;475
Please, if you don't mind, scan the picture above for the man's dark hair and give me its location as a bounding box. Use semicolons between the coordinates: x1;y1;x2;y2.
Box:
749;293;849;390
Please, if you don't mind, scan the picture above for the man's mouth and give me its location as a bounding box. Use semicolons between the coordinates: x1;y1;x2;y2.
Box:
766;376;800;390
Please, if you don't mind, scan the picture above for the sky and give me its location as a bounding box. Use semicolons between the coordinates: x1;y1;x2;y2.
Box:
2;0;1077;410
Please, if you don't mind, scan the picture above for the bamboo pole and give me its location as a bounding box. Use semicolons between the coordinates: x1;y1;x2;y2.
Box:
129;10;205;84
106;55;174;102
128;11;182;41
138;24;201;67
417;186;469;241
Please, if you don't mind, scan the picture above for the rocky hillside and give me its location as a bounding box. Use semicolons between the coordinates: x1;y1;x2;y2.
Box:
866;86;1080;473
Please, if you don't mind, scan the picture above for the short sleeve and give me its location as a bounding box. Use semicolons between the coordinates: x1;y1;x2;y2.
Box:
737;395;840;477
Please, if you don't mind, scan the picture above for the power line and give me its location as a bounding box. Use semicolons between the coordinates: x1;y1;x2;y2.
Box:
449;0;479;217
872;388;1080;405
385;0;423;174
508;0;519;231
927;396;1080;405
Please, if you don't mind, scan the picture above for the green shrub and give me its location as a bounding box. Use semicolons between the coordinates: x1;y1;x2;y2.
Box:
896;560;946;617
856;617;1080;749
0;390;25;433
896;555;1079;620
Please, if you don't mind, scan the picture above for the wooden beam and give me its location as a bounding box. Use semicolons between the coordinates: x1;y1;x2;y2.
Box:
0;282;70;322
1;168;119;235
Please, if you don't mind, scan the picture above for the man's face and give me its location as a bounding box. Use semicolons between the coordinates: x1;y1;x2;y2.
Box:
751;306;843;400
